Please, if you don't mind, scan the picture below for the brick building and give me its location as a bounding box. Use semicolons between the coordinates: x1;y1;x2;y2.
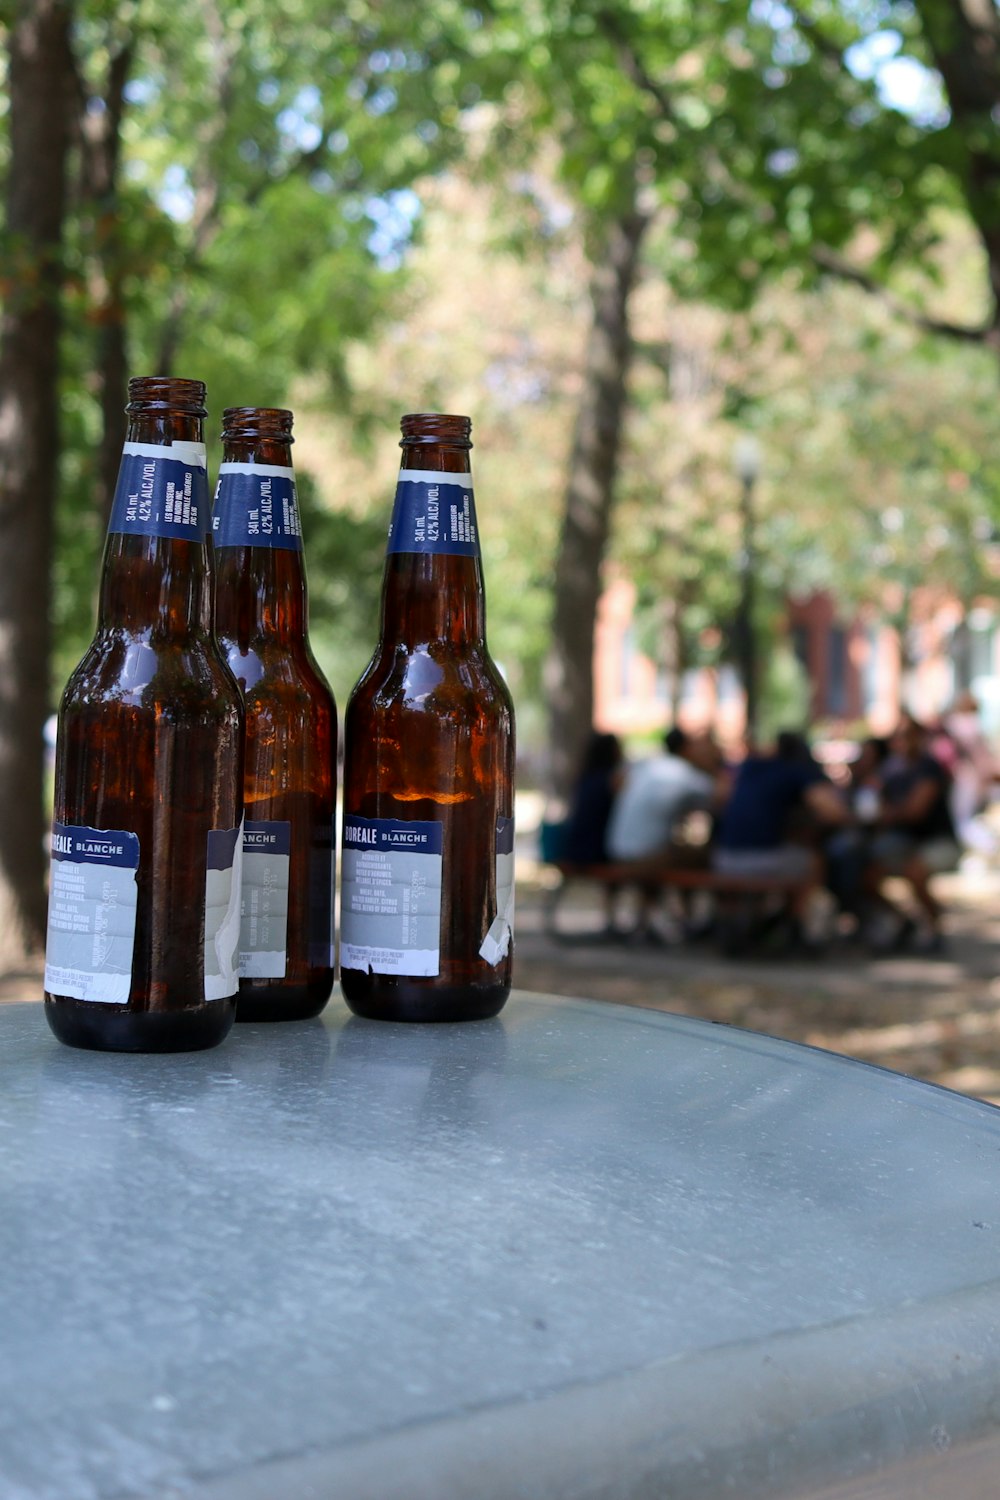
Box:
594;578;1000;746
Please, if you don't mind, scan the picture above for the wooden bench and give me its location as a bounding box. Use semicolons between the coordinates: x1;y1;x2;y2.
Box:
543;858;806;954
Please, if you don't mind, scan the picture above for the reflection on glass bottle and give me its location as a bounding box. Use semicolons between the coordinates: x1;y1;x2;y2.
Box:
213;407;337;1022
44;377;244;1053
340;414;515;1022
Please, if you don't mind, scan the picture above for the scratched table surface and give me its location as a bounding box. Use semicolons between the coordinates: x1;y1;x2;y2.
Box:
2;991;1000;1500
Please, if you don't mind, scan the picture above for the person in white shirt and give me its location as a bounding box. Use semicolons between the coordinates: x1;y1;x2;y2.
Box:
606;728;718;863
604;727;724;943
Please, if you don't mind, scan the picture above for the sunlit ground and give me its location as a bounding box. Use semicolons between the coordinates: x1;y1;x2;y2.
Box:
514;792;1000;1108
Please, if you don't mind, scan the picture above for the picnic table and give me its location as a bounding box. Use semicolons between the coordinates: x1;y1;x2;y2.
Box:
2;992;1000;1499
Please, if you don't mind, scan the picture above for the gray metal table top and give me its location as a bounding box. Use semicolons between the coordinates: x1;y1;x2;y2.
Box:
2;992;1000;1500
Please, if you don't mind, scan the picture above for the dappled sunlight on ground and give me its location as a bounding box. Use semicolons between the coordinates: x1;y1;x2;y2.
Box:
513;859;1000;1107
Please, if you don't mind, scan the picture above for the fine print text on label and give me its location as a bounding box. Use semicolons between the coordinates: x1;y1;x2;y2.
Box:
108;440;209;543
387;468;480;558
240;820;291;979
213;462;303;551
205;823;243;1000
340;814;443;977
44;823;140;1004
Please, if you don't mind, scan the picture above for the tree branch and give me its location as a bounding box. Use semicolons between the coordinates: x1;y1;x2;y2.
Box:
595;7;776;218
595;6;681;128
812;244;990;343
779;0;851;69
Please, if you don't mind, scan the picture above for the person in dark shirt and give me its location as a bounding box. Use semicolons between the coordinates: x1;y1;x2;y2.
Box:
562;731;624;866
824;736;891;919
557;731;626;935
864;716;961;952
714;733;847;880
711;730;848;947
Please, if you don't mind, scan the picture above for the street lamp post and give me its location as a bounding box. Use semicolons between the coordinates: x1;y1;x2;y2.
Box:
733;436;762;747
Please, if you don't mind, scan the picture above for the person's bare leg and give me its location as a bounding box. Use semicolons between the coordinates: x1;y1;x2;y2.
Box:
861;862;924;950
901;858;942;930
862;864;909;923
790;852;823;922
789;851;839;947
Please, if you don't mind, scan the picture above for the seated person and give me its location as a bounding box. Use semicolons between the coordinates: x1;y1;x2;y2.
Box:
602;726;725;942
851;736;891;810
606;727;721;867
864;716;962;952
712;731;847;896
945;693;998;854
562;731;625;866
824;735;890;920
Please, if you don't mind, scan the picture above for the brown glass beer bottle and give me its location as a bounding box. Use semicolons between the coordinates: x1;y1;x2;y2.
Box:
212;407;337;1022
44;377;244;1052
340;413;515;1022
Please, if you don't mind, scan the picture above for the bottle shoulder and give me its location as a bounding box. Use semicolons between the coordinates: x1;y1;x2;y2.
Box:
346;644;513;726
220;636;336;709
61;630;242;717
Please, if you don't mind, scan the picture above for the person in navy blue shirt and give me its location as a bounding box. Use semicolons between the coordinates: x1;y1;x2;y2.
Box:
713;731;848;897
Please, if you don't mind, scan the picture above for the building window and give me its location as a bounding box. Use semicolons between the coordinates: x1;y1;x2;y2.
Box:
680;669;700;704
828;625;847;716
969;612;996;684
717;664;741;704
861;625;879;714
620;628;634;698
951;620;972;694
791;624;809;672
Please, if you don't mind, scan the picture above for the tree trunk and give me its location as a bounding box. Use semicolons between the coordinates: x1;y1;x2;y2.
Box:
662;597;682;720
913;0;1000;347
154;0;239;375
76;41;134;520
543;203;649;806
0;0;76;963
893;586;916;715
95;281;130;521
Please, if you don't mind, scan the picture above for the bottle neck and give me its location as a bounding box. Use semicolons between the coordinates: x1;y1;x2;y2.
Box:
98;409;210;636
212;435;307;648
379;441;485;648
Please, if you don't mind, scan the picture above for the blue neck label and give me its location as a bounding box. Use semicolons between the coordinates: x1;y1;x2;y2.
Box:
108;441;208;542
387;468;480;557
212;462;303;551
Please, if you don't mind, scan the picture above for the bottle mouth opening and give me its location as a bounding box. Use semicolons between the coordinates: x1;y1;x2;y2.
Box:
400;412;473;448
126;376;207;416
221;406;294;441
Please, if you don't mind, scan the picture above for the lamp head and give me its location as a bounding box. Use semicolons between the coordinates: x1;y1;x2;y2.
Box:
733;435;762;484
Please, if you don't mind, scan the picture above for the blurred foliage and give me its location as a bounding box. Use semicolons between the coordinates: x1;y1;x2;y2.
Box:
9;0;998;742
758;644;813;745
49;0;478;688
294;470;387;710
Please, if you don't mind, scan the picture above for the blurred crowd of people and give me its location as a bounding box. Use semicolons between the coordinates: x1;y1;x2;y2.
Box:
560;694;997;954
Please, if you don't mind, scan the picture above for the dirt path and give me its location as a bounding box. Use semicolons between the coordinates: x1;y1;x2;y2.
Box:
513;868;1000;1106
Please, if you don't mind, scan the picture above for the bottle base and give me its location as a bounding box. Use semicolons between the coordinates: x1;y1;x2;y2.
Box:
44;996;236;1053
340;972;510;1024
235;973;334;1023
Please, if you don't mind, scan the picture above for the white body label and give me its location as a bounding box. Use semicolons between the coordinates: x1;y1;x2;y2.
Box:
44;823;139;1005
340;815;442;977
